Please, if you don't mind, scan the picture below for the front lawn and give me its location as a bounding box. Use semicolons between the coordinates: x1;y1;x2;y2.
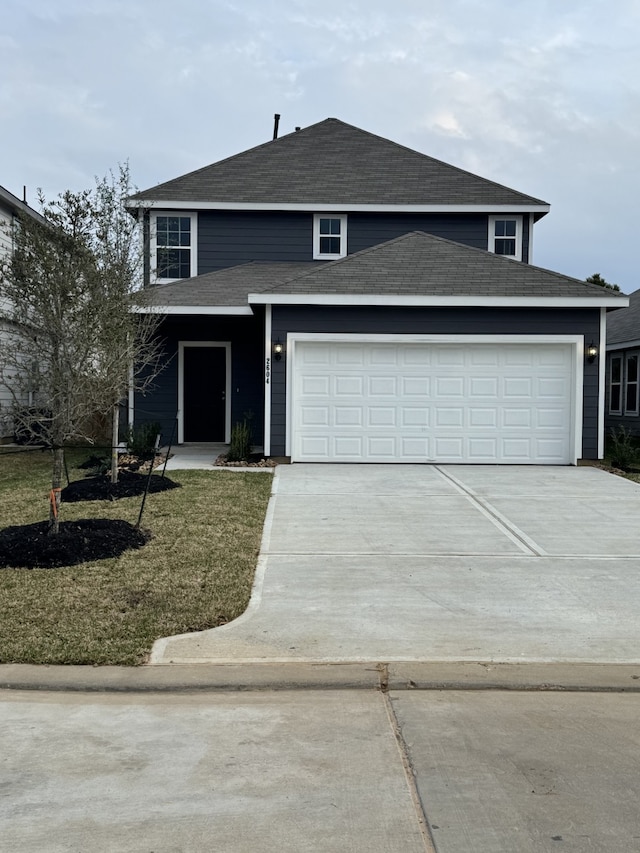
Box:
0;448;272;665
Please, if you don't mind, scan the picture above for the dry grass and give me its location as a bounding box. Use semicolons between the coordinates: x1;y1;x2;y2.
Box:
0;448;272;665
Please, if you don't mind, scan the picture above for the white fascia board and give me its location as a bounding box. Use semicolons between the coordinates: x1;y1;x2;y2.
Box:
248;293;627;309
126;200;551;214
133;305;252;315
607;339;640;351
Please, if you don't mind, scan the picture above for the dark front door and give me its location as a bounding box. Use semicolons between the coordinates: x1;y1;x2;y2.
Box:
183;346;226;441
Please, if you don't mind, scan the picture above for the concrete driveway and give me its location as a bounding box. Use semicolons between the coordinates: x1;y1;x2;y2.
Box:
151;464;640;665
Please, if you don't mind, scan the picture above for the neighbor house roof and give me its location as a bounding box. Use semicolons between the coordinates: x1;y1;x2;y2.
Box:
128;118;549;212
607;289;640;349
0;184;46;224
143;231;626;314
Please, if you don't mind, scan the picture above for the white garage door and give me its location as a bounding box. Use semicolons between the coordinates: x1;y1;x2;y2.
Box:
291;341;574;464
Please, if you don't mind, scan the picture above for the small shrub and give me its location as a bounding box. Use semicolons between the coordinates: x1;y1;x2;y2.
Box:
227;418;252;462
609;425;640;471
126;422;161;459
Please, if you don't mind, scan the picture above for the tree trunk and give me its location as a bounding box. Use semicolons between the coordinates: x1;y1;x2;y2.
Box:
48;447;64;535
111;404;119;484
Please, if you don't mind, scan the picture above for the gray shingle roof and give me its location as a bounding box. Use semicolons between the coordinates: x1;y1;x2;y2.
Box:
607;289;640;345
148;232;626;309
130;118;548;208
149;262;321;306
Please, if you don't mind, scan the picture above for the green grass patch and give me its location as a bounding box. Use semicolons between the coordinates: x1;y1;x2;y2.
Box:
0;448;272;665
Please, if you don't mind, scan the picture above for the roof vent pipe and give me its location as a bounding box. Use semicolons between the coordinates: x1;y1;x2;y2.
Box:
273;113;280;140
295;126;301;132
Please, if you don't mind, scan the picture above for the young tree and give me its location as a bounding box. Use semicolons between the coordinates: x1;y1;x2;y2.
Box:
0;165;164;533
586;272;621;292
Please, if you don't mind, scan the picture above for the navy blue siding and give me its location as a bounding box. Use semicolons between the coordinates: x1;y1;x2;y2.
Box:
269;306;601;459
134;314;265;446
197;211;503;273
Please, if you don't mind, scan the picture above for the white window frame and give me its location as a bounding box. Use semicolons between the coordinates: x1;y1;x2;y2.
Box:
488;215;522;261
150;211;198;283
624;352;639;416
609;353;623;415
313;214;347;260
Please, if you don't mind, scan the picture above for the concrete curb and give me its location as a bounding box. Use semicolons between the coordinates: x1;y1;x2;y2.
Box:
2;661;640;693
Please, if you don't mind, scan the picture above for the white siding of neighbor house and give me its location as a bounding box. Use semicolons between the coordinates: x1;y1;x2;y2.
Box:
0;204;19;440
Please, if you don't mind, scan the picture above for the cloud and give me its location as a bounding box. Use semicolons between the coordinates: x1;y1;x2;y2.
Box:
1;0;639;285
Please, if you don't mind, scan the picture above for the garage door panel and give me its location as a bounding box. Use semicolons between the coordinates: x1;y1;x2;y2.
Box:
468;438;498;460
469;408;498;427
369;376;397;395
292;342;574;464
401;408;429;427
403;377;430;395
334;406;362;426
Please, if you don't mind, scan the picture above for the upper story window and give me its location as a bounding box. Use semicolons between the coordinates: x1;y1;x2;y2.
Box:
488;215;522;261
150;212;197;282
313;215;347;260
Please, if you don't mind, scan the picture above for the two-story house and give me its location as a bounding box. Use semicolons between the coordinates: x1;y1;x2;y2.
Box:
0;184;47;443
126;118;625;465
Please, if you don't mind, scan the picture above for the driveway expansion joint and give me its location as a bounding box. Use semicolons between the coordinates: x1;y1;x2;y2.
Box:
434;465;545;555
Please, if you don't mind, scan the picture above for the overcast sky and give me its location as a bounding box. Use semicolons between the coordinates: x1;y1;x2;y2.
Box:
2;0;639;290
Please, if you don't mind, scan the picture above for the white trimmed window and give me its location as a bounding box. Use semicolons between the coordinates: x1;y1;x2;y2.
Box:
150;212;198;282
313;215;347;260
625;353;639;415
609;354;623;415
488;216;522;261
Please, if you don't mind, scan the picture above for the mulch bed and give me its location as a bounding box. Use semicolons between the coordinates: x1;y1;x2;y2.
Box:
215;453;277;468
62;470;180;502
0;519;150;569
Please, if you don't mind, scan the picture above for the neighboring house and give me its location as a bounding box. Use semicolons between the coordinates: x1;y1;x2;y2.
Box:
605;289;640;436
126;118;626;465
0;184;46;443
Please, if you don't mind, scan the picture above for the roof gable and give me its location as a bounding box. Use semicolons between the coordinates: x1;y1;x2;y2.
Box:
130;118;548;209
607;288;640;346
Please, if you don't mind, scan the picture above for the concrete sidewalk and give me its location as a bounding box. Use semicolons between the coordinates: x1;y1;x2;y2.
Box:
2;683;640;852
151;464;640;668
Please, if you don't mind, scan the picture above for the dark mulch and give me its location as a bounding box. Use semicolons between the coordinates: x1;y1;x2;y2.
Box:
0;519;150;569
62;470;180;502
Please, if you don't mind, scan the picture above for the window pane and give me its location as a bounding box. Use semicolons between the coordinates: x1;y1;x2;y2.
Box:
495;239;516;255
504;221;516;237
627;355;638;383
177;249;191;278
626;383;638;413
329;218;341;235
320;236;341;254
611;357;622;383
156;218;169;246
157;247;190;278
319;219;331;235
494;220;505;237
611;386;621;411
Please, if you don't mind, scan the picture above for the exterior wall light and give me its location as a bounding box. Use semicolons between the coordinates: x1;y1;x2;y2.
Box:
586;341;598;363
274;339;283;361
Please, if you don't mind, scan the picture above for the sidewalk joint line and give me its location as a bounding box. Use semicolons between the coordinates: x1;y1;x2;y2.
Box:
380;683;438;852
